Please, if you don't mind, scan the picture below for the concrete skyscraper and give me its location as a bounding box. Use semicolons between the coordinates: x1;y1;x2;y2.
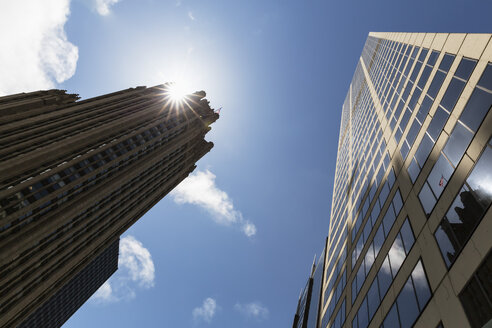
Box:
0;84;218;327
294;33;492;328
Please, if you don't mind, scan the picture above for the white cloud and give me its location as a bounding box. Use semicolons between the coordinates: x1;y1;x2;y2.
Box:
94;0;121;16
91;235;155;303
242;222;257;237
188;11;195;21
234;302;269;320
171;170;257;237
0;0;78;96
192;297;217;323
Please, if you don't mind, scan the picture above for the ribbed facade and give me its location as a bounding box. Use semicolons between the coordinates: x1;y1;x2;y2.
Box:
294;33;492;328
18;239;119;328
0;84;218;327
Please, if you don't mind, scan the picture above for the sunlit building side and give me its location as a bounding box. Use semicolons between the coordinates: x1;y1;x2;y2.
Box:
294;32;492;328
0;84;218;327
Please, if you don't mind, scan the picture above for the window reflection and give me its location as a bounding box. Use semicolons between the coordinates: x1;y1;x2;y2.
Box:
459;248;492;328
381;259;431;328
397;279;420;328
459;87;492;134
435;143;492;268
442;122;473;166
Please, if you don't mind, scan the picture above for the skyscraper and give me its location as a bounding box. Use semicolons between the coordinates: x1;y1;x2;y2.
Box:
294;32;492;328
0;84;218;327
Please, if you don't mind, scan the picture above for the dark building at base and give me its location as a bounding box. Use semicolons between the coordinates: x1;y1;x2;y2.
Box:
0;84;218;327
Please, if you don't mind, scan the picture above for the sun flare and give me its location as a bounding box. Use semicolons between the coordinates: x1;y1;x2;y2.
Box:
166;83;189;102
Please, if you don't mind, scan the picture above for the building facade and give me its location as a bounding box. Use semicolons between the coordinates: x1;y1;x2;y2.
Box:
294;33;492;328
0;85;218;327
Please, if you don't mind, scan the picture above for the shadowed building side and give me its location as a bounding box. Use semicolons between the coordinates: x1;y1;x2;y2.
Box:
0;84;218;327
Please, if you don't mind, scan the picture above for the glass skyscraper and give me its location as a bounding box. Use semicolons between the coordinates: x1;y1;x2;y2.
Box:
293;32;492;328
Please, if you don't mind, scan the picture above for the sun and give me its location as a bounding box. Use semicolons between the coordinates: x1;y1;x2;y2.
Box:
166;83;189;102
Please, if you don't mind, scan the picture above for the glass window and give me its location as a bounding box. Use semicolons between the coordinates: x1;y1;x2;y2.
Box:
408;158;419;183
419;182;436;217
371;200;381;225
367;279;380;319
427;107;448;140
434;221;457;267
382;204;396;235
415;133;434;165
382;303;400;328
440;53;455;72
358;297;369;328
397;279;421;328
441;78;465;111
417;95;433;122
412;261;431;310
435;141;492;268
459;87;492;132
400;219;415;254
393;190;403;214
373;225;385;256
477;63;492;90
454;58;476;81
388;236;405;276
428;71;446;99
442;122;473;166
378;257;393;297
381;260;431;328
459;248;492;328
379;182;390;206
427;154;454;200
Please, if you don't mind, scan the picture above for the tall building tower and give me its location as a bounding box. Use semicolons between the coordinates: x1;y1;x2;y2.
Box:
0;84;218;327
294;33;492;328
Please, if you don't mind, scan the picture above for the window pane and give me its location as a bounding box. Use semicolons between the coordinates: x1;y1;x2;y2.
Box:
388;236;406;276
441;78;466;111
412;261;431;310
415;133;434;166
427;107;448;140
408;157;420;183
459;276;492;328
443;122;473;166
365;243;375;274
383;204;396;236
435;222;457;267
378;256;393;296
455;58;476;80
419;182;436;217
428;154;454;199
477;63;492;90
417;95;433;122
440;53;455;72
382;303;400;328
358;297;369;328
466;146;492;207
400;219;415;254
393;190;403;215
397;279;420;328
428;71;445;99
379;182;391;205
371;200;381;226
373;224;385;257
367;279;380;319
459;87;492;132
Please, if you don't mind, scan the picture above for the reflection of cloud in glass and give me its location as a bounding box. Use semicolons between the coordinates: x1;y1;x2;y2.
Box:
467;148;492;197
412;261;426;284
365;245;375;268
389;237;406;272
381;256;392;276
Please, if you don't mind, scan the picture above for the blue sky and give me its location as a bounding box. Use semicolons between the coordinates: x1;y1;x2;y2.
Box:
1;0;491;327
